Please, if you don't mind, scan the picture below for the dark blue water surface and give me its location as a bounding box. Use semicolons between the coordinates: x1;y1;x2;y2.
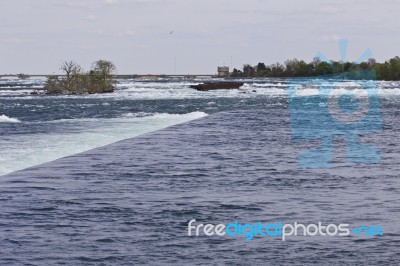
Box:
1;78;400;265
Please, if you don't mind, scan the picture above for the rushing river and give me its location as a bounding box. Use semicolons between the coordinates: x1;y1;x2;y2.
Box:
0;77;399;265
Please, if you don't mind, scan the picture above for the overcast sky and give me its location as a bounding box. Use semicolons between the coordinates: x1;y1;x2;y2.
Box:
0;0;399;74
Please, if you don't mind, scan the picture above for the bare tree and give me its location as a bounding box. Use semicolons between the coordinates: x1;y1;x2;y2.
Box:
58;61;85;93
60;61;82;79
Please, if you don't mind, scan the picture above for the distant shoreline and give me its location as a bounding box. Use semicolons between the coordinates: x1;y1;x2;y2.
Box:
0;74;215;78
0;75;392;80
1;74;399;81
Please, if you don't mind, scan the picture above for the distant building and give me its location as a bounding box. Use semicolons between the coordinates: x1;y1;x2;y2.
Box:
217;66;229;77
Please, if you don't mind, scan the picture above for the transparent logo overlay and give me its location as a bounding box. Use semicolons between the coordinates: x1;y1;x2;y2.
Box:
188;220;384;241
287;40;382;168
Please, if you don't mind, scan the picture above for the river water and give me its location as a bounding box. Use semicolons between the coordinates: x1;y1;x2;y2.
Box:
0;77;399;265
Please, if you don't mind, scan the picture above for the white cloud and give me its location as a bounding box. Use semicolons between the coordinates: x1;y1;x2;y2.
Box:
64;2;89;8
104;0;159;5
80;44;95;50
124;30;136;36
104;0;120;5
89;29;104;35
0;38;24;44
322;34;341;41
319;6;340;14
87;14;97;21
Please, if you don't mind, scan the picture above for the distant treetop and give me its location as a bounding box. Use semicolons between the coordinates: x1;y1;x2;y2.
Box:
230;56;400;80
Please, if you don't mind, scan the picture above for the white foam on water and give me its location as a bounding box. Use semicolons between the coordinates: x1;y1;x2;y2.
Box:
0;90;35;96
0;112;207;176
295;87;320;96
0;114;21;123
379;88;400;96
3;79;400;100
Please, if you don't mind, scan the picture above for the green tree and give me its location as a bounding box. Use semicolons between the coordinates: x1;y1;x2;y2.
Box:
256;62;267;72
389;56;400;80
315;62;333;76
243;64;256;77
269;62;285;77
376;63;390;80
91;60;116;82
230;68;243;77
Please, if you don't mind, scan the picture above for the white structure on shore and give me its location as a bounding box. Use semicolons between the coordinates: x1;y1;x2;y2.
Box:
217;66;229;77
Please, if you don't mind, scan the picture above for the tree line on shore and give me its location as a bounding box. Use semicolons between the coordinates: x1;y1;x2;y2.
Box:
230;56;400;80
24;55;400;95
44;60;116;94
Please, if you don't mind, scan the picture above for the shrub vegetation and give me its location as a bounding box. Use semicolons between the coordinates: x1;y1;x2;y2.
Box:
45;60;116;94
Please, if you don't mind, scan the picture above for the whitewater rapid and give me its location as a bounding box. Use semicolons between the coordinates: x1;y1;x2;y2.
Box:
0;112;207;176
2;76;400;176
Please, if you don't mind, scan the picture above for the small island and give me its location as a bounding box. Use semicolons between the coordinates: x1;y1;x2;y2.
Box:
44;60;116;94
17;73;30;80
190;82;244;91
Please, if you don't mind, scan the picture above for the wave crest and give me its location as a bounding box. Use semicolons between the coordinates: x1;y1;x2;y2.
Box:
0;114;20;123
